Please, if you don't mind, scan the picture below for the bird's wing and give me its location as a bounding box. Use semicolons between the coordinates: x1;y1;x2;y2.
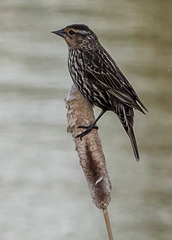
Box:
82;49;147;112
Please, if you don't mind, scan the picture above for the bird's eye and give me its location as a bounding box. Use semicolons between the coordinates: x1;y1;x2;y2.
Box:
69;30;75;35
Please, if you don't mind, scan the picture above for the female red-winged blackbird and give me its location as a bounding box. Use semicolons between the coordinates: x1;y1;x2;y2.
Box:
52;24;147;161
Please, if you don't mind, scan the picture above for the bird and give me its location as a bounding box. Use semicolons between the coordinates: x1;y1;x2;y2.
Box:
52;24;147;161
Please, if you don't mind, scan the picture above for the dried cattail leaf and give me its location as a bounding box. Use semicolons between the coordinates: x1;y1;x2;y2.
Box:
65;85;112;210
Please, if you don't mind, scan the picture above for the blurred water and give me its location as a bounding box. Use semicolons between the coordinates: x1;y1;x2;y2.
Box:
0;0;171;240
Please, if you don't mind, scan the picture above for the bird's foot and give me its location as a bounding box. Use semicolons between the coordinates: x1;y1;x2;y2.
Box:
75;124;98;139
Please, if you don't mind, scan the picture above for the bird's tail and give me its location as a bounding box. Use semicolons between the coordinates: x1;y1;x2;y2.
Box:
126;125;139;161
116;104;139;161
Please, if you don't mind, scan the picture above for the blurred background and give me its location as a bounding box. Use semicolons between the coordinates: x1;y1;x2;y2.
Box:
0;0;171;239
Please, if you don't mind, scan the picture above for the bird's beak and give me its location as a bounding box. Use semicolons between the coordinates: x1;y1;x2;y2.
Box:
51;28;66;38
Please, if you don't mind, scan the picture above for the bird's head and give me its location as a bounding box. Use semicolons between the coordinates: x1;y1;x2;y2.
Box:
52;24;98;50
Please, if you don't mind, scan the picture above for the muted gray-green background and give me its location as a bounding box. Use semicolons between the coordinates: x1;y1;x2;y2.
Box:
0;0;171;240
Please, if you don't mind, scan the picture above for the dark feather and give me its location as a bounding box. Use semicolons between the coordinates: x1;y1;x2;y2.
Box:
66;24;90;31
82;48;147;113
116;104;139;161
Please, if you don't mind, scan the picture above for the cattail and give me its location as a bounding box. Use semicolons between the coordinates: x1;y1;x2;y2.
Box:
65;85;111;210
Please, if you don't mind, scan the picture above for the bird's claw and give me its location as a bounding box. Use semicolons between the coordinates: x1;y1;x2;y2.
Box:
75;125;98;139
75;129;92;139
77;125;98;130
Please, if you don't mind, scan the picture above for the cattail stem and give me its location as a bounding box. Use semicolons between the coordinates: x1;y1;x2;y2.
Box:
103;208;114;240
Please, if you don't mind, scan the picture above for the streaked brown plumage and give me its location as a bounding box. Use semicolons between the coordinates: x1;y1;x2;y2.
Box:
52;24;147;161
